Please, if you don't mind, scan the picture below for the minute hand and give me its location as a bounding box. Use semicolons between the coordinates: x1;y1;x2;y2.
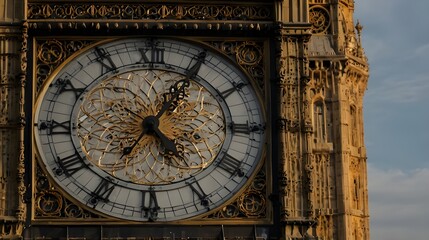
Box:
155;51;207;118
155;78;189;118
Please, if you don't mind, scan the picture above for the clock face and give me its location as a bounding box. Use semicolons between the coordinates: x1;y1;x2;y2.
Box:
34;38;265;222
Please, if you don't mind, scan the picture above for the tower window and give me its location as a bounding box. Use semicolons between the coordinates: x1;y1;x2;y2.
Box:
350;105;358;146
313;100;326;143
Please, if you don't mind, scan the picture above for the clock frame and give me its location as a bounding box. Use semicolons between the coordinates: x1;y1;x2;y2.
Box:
32;37;269;223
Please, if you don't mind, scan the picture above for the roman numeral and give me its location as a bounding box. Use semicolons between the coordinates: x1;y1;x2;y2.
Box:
142;187;160;221
138;45;165;64
53;78;85;100
55;152;86;176
38;120;72;135
220;82;246;99
230;122;265;135
186;177;210;207
230;122;250;135
88;177;115;206
94;47;117;74
218;153;244;177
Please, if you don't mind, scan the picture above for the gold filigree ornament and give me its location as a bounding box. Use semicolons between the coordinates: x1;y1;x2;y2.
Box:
238;191;266;217
235;42;262;66
77;69;225;185
220;204;240;218
36;191;63;216
36;40;94;95
37;40;65;65
63;203;85;218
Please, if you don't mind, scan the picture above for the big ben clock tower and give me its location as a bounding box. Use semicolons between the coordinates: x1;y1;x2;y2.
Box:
0;0;369;239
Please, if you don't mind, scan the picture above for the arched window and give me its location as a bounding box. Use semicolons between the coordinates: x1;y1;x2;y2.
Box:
313;100;326;143
350;105;358;147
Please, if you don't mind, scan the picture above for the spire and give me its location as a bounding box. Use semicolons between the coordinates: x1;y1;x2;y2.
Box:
355;20;364;57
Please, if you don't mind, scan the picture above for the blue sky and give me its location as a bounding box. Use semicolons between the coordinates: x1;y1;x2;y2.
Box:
355;0;429;239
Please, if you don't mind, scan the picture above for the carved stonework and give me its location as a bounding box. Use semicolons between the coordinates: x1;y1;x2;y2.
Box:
316;215;334;239
17;22;28;224
274;1;370;239
305;154;315;217
309;6;331;34
276;34;311;223
0;22;28;238
307;60;337;145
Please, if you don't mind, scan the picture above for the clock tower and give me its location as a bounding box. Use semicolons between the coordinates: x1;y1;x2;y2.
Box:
0;0;369;239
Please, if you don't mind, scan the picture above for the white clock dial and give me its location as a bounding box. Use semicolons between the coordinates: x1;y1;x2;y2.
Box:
34;38;265;221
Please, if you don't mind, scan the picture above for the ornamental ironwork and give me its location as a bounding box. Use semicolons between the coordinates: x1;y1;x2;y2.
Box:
35;39;94;94
207;168;267;219
34;165;101;219
209;41;265;91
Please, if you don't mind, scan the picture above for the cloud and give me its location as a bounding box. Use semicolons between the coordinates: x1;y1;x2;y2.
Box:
407;42;429;60
355;0;429;238
356;0;429;105
365;73;429;104
368;165;429;240
364;40;429;104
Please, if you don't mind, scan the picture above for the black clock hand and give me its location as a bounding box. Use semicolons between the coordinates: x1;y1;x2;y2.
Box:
121;115;158;158
152;127;179;157
156;51;206;119
121;127;148;159
123;51;207;158
156;79;190;119
122;115;178;158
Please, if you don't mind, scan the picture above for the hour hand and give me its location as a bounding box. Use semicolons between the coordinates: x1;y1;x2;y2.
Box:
152;127;179;157
121;128;148;159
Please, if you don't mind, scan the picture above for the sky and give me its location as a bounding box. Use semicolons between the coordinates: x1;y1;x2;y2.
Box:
355;0;429;239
